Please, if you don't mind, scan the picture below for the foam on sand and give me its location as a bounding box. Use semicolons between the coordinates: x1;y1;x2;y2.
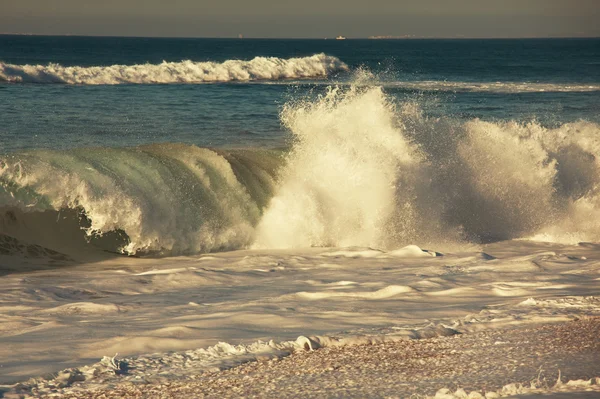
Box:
5;317;599;398
1;241;599;386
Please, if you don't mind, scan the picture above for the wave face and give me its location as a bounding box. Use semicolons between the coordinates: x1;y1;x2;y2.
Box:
0;53;347;84
0;145;282;255
2;83;600;256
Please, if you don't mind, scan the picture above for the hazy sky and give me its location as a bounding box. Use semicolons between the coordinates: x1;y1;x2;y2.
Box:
2;0;599;38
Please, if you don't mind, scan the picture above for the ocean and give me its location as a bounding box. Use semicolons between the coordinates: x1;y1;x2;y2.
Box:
1;36;600;391
1;36;599;255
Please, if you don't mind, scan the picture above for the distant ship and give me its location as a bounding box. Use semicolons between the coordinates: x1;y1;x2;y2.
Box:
336;36;346;40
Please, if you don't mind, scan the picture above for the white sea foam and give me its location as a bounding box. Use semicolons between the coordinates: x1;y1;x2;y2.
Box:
0;53;348;84
254;86;420;249
255;83;600;249
2;240;599;389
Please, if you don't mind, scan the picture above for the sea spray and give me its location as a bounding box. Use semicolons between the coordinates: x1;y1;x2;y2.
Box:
441;119;557;241
526;121;600;243
256;84;600;249
0;54;348;84
254;86;422;249
398;106;600;244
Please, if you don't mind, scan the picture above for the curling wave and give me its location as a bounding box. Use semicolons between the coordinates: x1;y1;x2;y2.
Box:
2;82;600;257
0;146;283;255
0;53;348;84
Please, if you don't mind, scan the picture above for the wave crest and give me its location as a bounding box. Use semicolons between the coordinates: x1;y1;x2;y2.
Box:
0;145;282;255
0;53;348;84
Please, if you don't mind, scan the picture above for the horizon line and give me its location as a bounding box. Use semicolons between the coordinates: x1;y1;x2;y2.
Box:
1;33;599;40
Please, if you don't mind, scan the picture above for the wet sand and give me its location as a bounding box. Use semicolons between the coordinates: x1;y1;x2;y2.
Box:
37;318;600;399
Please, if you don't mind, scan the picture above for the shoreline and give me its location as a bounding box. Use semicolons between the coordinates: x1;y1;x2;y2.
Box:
2;240;600;394
6;318;599;398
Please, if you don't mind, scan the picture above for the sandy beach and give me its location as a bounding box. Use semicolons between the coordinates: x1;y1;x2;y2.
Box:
7;318;597;398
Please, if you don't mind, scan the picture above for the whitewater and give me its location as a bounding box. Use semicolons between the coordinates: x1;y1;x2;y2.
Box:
0;54;347;84
1;37;599;398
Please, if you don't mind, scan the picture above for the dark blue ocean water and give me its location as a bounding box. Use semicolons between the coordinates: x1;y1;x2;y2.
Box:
1;36;599;153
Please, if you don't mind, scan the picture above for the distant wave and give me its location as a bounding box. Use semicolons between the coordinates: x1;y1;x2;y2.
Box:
258;79;600;93
385;80;600;93
0;54;348;84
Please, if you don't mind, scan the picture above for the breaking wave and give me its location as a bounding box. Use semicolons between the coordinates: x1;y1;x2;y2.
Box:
255;86;600;248
2;81;600;256
0;146;283;255
0;53;347;84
